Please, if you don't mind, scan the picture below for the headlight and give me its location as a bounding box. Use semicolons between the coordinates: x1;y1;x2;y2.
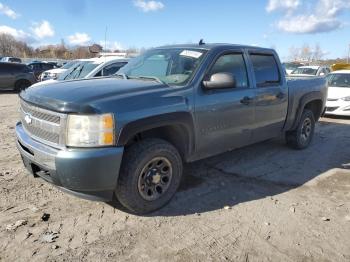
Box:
340;96;350;101
49;73;58;79
66;113;115;147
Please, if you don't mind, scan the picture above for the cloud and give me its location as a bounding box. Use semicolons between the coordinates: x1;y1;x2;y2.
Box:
277;15;342;34
99;40;123;51
267;0;350;34
133;0;164;12
31;20;55;38
0;2;19;19
266;0;300;13
68;32;91;45
0;25;36;43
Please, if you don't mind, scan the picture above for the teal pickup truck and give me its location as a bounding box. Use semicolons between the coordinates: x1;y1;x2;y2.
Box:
16;43;327;214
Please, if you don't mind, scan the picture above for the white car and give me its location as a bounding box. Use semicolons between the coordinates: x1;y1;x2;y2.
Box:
60;56;128;81
291;66;330;77
325;70;350;116
283;62;304;75
40;60;81;81
32;57;128;87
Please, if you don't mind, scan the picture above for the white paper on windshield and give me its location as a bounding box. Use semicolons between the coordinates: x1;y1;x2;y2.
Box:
180;50;203;59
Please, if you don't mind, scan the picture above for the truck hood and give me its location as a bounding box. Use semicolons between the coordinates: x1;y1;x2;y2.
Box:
327;86;350;100
20;77;166;113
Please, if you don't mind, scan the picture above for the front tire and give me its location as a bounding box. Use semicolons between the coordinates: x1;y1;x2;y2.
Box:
115;139;183;214
15;80;31;92
286;109;315;149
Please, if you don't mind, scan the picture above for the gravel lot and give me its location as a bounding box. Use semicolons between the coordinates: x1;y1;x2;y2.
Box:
0;93;349;262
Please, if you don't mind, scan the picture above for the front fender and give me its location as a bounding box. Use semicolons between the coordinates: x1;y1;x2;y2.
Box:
117;112;195;159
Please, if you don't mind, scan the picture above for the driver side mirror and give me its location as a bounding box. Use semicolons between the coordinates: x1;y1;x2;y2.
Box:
203;72;236;89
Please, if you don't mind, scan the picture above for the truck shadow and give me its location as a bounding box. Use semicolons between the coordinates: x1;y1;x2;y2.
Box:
109;120;350;216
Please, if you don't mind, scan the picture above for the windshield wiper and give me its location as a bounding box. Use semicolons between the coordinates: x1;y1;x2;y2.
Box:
128;75;168;85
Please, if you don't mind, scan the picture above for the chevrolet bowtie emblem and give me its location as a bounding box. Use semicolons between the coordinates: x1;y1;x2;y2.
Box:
24;114;32;125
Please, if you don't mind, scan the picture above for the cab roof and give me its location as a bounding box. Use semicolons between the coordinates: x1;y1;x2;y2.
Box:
156;43;274;52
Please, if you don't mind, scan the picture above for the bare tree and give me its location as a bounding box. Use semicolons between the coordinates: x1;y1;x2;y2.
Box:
300;44;312;62
288;46;300;61
312;44;324;62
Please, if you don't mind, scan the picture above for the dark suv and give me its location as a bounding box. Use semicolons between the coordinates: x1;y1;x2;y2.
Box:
0;62;36;91
27;62;56;80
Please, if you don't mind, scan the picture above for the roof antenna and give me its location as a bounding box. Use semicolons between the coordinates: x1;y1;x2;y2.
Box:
199;39;205;45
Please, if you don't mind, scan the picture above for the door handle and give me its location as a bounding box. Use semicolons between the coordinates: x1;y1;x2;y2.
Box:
276;92;285;99
240;96;254;105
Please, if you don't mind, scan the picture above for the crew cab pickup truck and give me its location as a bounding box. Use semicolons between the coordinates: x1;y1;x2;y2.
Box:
16;43;327;214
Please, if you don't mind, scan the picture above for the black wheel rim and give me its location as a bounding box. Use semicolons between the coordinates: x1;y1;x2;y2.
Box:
300;117;312;142
137;157;173;201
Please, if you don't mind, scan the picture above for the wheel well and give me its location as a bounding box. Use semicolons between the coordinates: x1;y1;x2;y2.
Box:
304;99;323;120
125;125;191;161
15;79;31;88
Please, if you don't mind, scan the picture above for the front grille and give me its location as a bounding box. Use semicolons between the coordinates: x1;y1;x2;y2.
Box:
20;100;65;147
326;107;338;112
21;100;60;124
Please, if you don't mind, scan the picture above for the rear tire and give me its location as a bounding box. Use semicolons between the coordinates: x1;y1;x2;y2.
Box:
286;109;315;149
115;139;183;214
15;80;31;92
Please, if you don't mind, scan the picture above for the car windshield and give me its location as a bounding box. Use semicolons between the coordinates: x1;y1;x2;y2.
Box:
61;60;80;70
291;67;318;75
118;48;207;86
61;61;101;80
327;73;350;88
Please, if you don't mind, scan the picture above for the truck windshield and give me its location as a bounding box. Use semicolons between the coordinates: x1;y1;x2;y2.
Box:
118;48;207;86
327;73;350;88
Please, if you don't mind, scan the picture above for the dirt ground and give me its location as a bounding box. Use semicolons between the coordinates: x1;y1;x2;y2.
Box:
0;93;349;262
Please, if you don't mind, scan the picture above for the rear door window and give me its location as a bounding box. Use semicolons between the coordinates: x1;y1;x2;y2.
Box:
250;54;281;87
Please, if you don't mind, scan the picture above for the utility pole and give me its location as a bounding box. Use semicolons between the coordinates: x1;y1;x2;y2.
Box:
348;44;350;64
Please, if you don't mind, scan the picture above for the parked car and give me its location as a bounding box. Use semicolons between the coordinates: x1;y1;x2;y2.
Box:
40;60;81;81
27;62;56;80
47;62;61;68
291;66;330;77
16;43;327;214
60;57;129;81
283;62;304;75
325;70;350;116
33;57;128;87
0;62;36;91
1;57;22;63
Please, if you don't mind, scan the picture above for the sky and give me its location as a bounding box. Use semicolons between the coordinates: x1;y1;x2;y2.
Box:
0;0;350;61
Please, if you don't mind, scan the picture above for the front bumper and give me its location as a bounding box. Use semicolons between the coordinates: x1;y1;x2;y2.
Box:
325;100;350;116
15;122;124;201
